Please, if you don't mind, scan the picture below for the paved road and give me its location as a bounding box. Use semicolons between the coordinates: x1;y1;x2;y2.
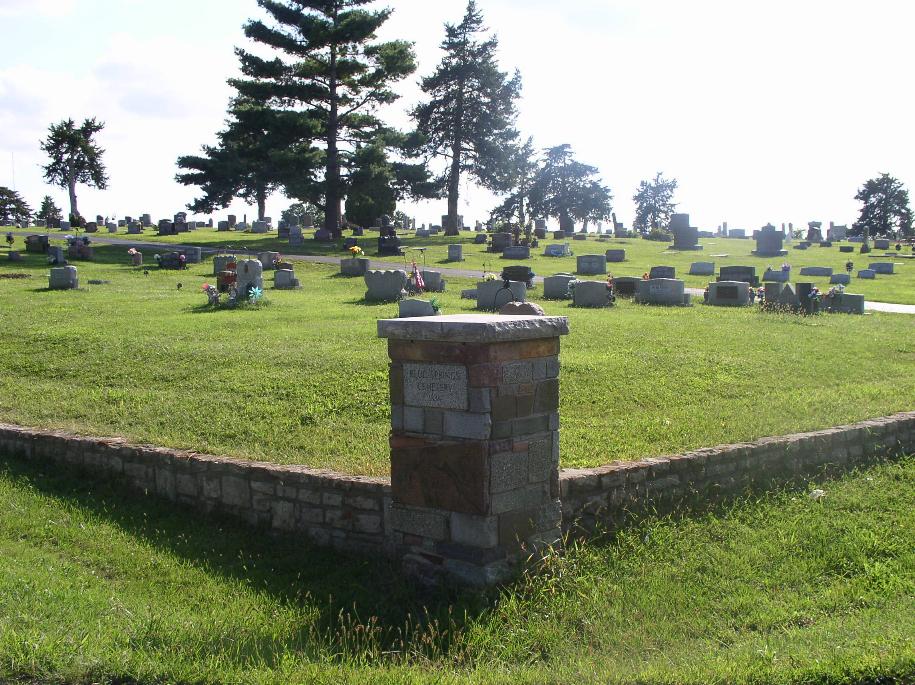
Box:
6;230;915;314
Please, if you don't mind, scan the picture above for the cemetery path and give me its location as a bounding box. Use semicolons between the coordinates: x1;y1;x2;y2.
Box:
7;231;915;314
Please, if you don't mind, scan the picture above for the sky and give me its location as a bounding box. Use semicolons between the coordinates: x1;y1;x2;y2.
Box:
1;0;914;231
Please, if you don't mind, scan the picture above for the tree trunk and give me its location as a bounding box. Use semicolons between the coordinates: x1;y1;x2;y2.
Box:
559;210;573;234
325;12;342;240
256;186;266;221
67;178;78;221
444;83;465;237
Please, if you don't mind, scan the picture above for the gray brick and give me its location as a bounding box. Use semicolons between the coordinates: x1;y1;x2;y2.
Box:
404;406;424;433
502;361;533;384
469;387;492;413
450;512;499;547
391;404;404;431
390;505;448;540
491;451;528;493
491;482;550;514
528;439;554;483
272;500;295;530
221;476;250;507
443;411;492;440
322;492;343;507
354;513;382;534
424;409;443;434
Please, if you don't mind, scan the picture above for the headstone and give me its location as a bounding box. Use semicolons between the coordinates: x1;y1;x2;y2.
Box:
535;219;546;230
84;222;97;233
416;229;431;238
572;280;612;307
8;251;22;262
502;245;530;259
543;273;575;299
534;228;546;239
398;299;436;317
776;283;799;308
829;273;851;285
25;234;50;253
869;262;894;275
490;233;512;253
341;257;371;277
289;227;304;246
576;254;606;275
422;270;446;293
707;280;750;306
819;241;832;247
753;224;787;256
227;215;237;228
572;233;587;241
106;222;117;233
59;221;71;231
806;222;824;243
252;221;269;234
274;269;300;289
218;221;230;231
141;214;151;227
181;247;202;264
635;278;689;306
473;233;487;245
648;265;675;280
670;214;702;250
236;259;264;293
799;266;833;277
857;269;876;279
67;242;93;261
543;243;571;257
827;223;847;241
259;251;280;269
718;265;758;285
447;244;463;262
49;265;78;290
47;245;65;265
825;293;864;314
612;276;641;297
175;221;189;233
689;262;715;276
365;270;407;301
763;267;790;283
839;245;854;253
605;249;626;262
213;255;237;275
874;239;890;250
476;280;526;310
764;282;784;302
729;229;746;239
553;230;566;240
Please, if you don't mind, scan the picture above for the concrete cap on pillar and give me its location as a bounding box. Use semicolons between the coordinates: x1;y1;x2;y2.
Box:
378;314;569;343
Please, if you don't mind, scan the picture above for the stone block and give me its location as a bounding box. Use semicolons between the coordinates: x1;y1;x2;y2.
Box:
442;411;492;439
391;440;489;514
689;261;715;276
390;505;448;540
543;273;575;299
450;512;499;547
490;451;529;493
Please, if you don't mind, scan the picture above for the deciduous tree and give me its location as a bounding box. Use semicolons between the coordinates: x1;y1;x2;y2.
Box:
633;172;678;235
40;118;108;222
851;173;913;242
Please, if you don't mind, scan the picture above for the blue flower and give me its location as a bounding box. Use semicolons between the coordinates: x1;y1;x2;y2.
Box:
249;286;263;301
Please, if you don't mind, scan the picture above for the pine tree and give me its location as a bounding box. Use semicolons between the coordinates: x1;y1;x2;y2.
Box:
177;98;317;220
39;118;108;222
0;187;32;226
413;0;521;235
851;173;913;242
490;137;539;229
37;196;62;225
232;0;416;239
527;145;612;233
632;172;678;235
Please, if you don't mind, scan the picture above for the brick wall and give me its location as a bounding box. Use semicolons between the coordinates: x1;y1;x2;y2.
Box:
560;412;915;534
1;411;913;559
0;424;392;555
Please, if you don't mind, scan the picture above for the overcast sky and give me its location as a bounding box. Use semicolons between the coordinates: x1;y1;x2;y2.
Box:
1;0;913;230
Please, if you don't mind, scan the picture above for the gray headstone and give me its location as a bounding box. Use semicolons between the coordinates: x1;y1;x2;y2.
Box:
572;280;612;307
543;273;575;299
689;262;715;276
857;269;876;279
829;273;851;285
576;254;607;275
868;262;894;275
799;266;833;277
707;280;750;306
399;299;437;318
475;279;526;310
49;265;78;290
365;269;407;302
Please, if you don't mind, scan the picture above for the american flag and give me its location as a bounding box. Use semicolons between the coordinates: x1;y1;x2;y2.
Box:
412;259;425;291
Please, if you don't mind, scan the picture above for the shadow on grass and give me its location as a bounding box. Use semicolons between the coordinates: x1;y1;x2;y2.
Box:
0;453;495;661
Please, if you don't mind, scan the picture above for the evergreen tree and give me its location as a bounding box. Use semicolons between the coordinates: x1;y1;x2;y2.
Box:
632;172;678;235
527;144;612;233
232;0;416;239
0;187;32;226
37;195;62;225
490;137;539;228
40;118;108;222
851;173;913;242
177;98;317;220
413;0;521;235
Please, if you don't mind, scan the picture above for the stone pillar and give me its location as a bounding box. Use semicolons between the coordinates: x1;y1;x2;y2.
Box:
378;314;569;586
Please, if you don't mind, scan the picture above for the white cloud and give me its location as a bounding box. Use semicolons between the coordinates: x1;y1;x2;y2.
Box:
0;0;75;17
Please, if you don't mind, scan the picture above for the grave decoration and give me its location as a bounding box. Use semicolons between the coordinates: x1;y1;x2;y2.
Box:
201;281;265;308
127;248;143;267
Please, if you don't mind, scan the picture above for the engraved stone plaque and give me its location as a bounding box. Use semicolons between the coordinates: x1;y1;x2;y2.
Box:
403;363;468;409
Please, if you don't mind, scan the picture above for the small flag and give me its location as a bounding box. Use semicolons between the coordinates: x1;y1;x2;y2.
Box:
412;260;425;291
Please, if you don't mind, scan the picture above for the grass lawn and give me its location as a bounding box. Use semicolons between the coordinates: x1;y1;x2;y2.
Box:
25;224;915;304
1;452;912;684
0;238;913;475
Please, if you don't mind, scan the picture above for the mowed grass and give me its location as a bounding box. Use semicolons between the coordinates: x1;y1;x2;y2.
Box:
1;453;912;684
0;238;913;474
33;223;915;304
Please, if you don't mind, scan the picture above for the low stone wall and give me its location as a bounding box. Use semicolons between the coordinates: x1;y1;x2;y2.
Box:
1;411;913;563
0;424;391;556
560;412;915;533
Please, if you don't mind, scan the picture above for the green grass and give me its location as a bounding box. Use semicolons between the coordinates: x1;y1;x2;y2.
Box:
22;224;914;304
1;453;912;684
0;238;913;474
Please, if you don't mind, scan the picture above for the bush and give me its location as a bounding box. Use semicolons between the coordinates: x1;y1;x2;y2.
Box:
644;228;672;242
